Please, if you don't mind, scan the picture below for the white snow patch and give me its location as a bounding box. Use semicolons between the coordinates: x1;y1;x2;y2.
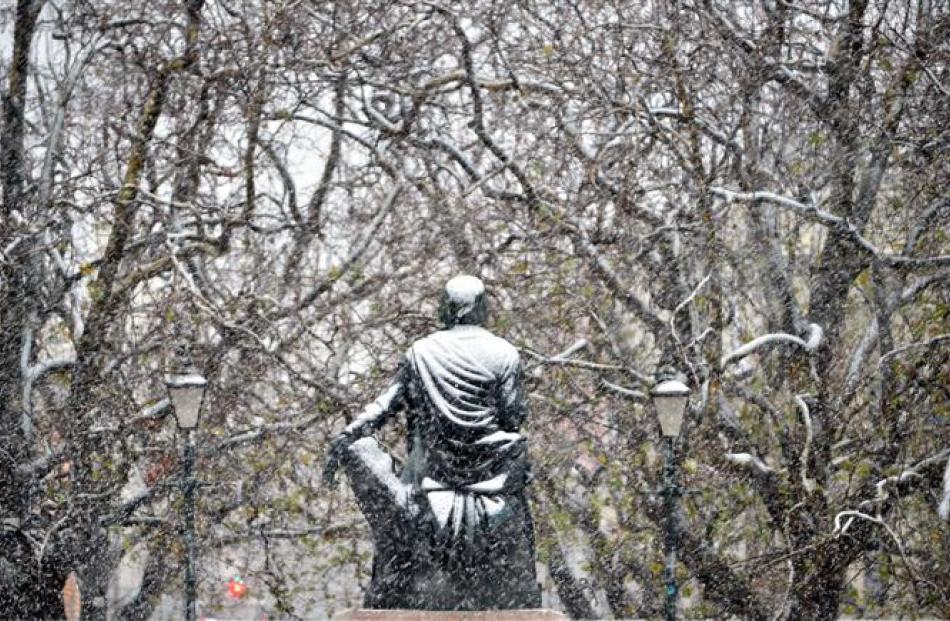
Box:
725;452;773;475
939;456;950;521
445;274;484;304
427;490;456;529
465;473;508;493
349;438;416;514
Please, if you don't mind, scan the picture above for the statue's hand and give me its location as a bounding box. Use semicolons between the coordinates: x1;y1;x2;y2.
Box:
322;432;355;489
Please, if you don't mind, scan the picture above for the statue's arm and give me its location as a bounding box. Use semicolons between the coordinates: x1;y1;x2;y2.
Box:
344;358;410;436
323;359;409;487
498;356;527;431
343;358;409;438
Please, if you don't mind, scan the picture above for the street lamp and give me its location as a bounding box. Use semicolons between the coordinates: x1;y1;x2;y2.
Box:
651;377;690;621
166;359;207;621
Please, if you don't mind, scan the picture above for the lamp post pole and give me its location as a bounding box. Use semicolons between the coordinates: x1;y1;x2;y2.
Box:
651;376;690;621
183;428;197;621
663;434;679;621
166;352;206;621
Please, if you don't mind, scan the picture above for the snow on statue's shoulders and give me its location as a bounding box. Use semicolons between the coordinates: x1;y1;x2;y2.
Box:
412;326;518;372
456;326;519;369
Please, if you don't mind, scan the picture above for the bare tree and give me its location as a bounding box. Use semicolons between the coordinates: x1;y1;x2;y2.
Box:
1;1;947;619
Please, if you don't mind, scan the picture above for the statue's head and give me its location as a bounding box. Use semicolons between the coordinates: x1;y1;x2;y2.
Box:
439;275;487;328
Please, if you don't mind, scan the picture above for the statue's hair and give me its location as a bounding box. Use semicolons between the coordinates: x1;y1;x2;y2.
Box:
439;275;488;327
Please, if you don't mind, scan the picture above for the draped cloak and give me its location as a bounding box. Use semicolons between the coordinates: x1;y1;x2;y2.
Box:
342;324;540;609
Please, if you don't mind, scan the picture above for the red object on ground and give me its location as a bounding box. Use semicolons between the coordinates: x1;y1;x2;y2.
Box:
228;576;248;599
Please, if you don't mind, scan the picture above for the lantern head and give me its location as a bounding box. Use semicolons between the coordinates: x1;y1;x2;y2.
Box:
165;368;207;430
651;379;690;438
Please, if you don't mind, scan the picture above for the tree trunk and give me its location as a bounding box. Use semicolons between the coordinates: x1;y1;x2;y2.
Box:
0;0;43;216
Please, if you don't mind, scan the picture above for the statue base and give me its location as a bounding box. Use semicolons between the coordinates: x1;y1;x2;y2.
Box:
334;610;567;620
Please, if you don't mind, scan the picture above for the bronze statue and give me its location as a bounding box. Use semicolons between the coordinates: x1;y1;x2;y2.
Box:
323;275;541;610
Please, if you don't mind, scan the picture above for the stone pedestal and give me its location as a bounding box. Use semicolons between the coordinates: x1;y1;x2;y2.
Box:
333;609;567;621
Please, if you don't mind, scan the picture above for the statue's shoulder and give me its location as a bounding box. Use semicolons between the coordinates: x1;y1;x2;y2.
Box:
472;328;521;368
405;331;444;362
488;331;520;358
409;327;519;367
406;331;436;353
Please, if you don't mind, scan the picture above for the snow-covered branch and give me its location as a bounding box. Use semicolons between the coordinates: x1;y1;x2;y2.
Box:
833;510;918;584
127;398;170;425
213;413;324;452
940;458;950;521
795;395;816;493
878;333;950;367
671;272;710;345
22;355;76;431
859;448;950;518
523;348;633;375
600;380;648;402
523;339;651;387
725;452;774;475
21;331;77;443
647;107;742;153
711;187;950;268
842;277;950;407
552;339;589;360
721;323;823;367
833;511;905;562
710;186;817;216
25;357;77;382
840;318;878;405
